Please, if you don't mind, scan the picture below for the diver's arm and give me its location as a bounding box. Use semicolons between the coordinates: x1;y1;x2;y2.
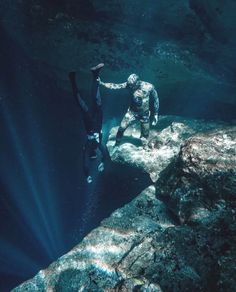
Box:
151;87;159;125
98;78;127;90
152;87;159;114
98;143;108;163
97;143;108;172
82;143;90;178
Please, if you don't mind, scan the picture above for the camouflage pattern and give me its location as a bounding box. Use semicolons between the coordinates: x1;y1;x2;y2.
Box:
100;75;159;142
100;79;159;115
119;109;150;139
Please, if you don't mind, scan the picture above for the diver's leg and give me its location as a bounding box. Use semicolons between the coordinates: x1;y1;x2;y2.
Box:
91;63;104;107
90;64;104;132
140;120;150;148
139;111;150;147
69;72;89;113
115;110;135;145
140;121;150;139
91;63;104;78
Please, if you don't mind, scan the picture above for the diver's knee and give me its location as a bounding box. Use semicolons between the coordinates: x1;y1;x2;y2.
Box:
141;125;149;139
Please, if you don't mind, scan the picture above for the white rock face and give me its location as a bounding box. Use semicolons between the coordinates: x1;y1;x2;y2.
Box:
13;186;174;291
107;115;225;182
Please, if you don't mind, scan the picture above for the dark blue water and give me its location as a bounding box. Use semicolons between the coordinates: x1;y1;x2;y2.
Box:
0;24;152;291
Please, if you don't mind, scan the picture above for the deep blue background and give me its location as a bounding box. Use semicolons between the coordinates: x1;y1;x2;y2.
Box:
0;24;152;291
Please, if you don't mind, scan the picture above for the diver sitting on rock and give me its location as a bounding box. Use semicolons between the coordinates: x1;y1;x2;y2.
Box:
98;73;159;147
69;64;107;183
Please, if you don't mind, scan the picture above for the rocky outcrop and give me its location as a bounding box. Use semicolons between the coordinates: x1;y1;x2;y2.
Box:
156;126;236;224
107;115;227;182
14;117;236;291
13;186;175;291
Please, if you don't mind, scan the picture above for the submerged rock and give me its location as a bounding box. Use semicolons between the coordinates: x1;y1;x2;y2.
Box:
107;115;227;182
14;116;236;291
156;125;236;224
13;186;175;291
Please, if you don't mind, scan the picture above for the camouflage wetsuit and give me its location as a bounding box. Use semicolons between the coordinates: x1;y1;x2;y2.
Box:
100;74;159;144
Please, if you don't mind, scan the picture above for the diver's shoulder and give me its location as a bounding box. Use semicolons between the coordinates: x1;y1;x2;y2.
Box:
141;81;154;90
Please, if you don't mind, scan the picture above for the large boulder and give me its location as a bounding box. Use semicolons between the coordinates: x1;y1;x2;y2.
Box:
156;126;236;224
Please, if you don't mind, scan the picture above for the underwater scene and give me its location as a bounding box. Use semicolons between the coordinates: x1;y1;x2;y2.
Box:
0;0;235;291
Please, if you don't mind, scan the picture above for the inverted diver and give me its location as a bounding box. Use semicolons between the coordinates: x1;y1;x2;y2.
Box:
69;64;107;183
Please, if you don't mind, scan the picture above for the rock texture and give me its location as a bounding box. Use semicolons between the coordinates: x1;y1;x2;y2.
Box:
156;126;236;224
14;117;236;291
1;0;236;118
107;115;227;182
13;186;174;291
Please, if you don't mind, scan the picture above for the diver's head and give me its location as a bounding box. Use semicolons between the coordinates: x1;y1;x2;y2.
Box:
127;74;140;90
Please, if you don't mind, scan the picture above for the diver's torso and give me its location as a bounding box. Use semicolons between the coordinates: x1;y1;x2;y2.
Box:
85;108;103;133
129;81;153;114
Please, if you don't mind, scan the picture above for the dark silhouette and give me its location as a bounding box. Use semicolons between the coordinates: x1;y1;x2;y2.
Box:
69;64;107;183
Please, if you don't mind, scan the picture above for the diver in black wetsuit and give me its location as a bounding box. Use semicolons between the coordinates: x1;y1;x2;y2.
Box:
69;64;107;183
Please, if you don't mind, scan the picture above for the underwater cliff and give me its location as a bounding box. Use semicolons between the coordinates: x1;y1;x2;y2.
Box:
13;116;236;291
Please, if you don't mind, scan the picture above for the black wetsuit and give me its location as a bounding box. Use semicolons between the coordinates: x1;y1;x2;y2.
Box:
69;72;107;178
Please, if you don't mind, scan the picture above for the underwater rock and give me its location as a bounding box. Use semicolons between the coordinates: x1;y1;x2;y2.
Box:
107;115;227;182
14;118;236;291
13;186;175;291
156;125;236;224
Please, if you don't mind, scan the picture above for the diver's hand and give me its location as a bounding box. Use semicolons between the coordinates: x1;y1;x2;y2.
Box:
97;77;105;86
98;162;104;172
87;176;93;184
152;114;158;126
